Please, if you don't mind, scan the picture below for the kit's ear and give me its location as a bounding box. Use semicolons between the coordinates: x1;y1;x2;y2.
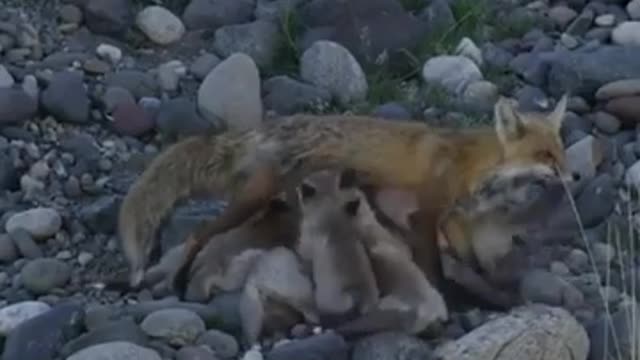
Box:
343;198;361;217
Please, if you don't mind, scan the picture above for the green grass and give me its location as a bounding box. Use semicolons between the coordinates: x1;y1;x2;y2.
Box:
268;9;305;76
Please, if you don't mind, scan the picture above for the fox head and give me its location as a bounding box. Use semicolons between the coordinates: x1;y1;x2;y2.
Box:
493;94;573;184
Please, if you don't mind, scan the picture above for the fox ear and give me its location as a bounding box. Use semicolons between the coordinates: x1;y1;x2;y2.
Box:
546;94;568;132
494;96;524;144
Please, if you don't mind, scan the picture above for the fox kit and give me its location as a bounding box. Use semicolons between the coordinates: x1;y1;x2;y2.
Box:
297;169;448;337
117;92;572;299
295;170;380;326
239;246;319;346
138;192;301;301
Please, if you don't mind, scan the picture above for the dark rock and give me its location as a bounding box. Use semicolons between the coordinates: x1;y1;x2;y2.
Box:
514;85;548;112
117;298;223;330
547;46;640;100
41;70;90;124
566;9;594;36
509;52;550;87
21;258;72;294
190;53;221;80
0;151;18;191
265;333;349;360
591;111;621;134
196;329;238;359
58;132;102;165
605;96;640;127
104;71;159;99
262;75;331;115
418;0;455;35
519;269;584;309
0;233;17;263
78;195;122;234
182;0;256;30
298;0;431;69
84;0;134;37
574;173;616;228
481;42;514;69
1;302;84;360
176;346;218;360
155;97;213;138
9;228;43;259
112;102;154;137
372;102;412;120
214;20;280;69
60;318;148;358
351;332;434;360
588;304;640;360
0;88;38;125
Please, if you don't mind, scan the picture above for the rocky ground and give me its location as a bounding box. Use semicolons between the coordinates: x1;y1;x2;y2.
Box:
1;0;640;359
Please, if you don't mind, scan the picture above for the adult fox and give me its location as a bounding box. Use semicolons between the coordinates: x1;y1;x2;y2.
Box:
118;94;573;300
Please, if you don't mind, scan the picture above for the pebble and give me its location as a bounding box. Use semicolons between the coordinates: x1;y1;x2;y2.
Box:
96;43;123;64
9;228;43;259
0;301;51;336
5;207;62;241
596;79;640;101
628;0;640;20
0;234;18;263
300;40;368;107
140;308;206;346
196;329;239;359
190;53;221;80
0;65;15;88
20;258;71;294
136;6;185;45
595;14;615;27
67;341;162;360
422;55;483;95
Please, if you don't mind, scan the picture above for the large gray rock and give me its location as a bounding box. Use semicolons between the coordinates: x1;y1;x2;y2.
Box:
67;341;161;360
213;20;280;68
300;40;368;106
434;305;589;360
547;46;640;100
197;53;262;131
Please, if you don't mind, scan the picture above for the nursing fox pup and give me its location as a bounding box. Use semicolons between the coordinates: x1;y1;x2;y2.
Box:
117;93;573;300
297;169;448;336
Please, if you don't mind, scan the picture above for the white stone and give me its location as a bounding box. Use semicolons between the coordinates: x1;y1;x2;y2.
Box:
0;301;51;336
612;21;640;46
197;53;263;131
96;44;123;64
136;6;185;45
